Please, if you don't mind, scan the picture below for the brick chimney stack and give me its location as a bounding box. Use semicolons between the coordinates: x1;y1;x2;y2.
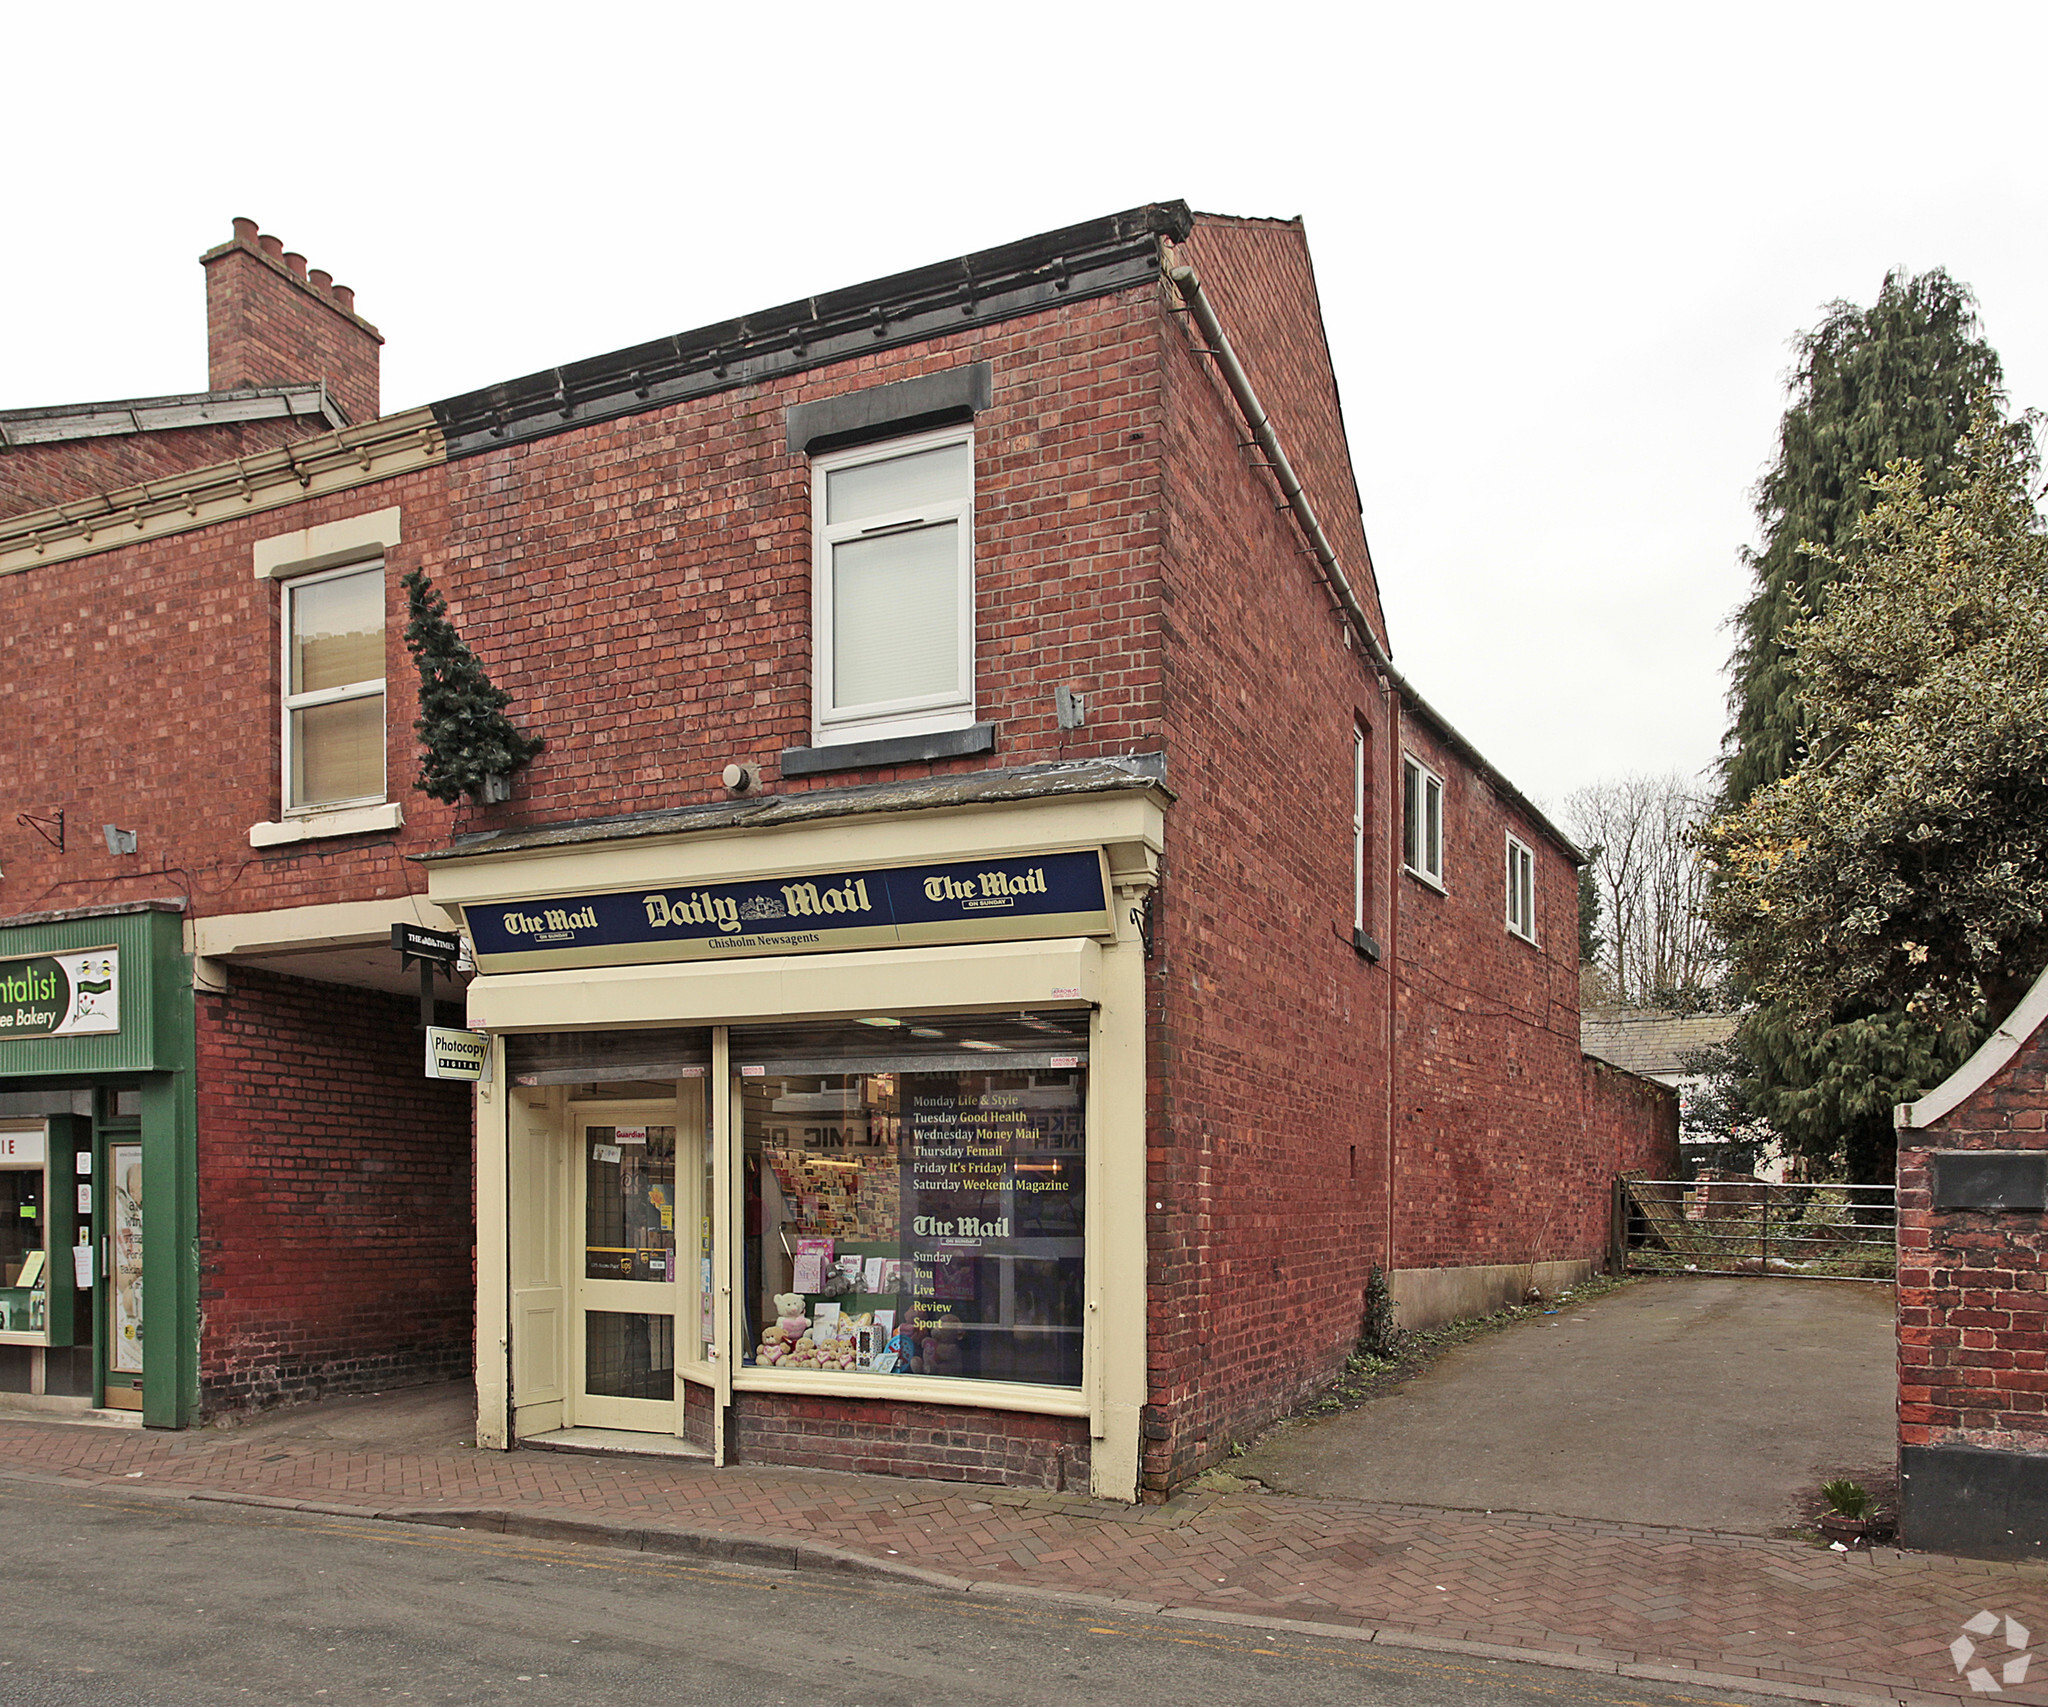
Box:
201;218;382;425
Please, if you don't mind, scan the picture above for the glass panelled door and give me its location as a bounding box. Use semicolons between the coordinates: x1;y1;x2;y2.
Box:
570;1097;703;1430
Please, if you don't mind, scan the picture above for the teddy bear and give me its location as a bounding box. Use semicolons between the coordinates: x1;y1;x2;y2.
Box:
756;1324;790;1365
920;1315;966;1377
774;1292;809;1341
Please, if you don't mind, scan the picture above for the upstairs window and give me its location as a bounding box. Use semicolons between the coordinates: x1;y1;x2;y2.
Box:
811;427;975;747
283;561;386;811
1402;756;1444;887
1506;834;1536;941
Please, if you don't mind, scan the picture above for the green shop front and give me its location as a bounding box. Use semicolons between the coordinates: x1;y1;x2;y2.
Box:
0;903;196;1425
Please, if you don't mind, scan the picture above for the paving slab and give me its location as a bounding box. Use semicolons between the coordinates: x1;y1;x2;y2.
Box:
1238;1276;1896;1533
0;1354;2035;1705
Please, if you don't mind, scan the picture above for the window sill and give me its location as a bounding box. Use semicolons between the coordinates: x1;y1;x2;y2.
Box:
1403;864;1447;896
248;801;404;848
781;721;995;778
732;1363;1087;1416
1507;926;1539;948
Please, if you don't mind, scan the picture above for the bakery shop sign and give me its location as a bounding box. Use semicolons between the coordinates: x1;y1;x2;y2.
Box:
466;850;1113;973
0;947;120;1039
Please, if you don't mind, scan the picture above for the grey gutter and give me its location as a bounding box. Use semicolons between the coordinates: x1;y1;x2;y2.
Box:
429;202;1196;461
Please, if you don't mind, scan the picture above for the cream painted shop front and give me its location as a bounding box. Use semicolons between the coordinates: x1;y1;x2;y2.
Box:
425;764;1160;1500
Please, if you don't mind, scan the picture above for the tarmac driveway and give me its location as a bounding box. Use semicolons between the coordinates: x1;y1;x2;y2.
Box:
1234;1276;1896;1534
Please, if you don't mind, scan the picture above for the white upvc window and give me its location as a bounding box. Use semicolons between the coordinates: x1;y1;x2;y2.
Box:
1402;756;1444;887
811;426;975;746
1506;833;1536;941
1352;727;1368;936
281;559;386;813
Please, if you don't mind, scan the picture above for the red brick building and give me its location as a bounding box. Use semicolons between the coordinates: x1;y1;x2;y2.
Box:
2;204;1633;1498
1896;969;2048;1557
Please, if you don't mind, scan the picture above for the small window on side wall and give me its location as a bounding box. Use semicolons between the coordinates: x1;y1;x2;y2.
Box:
812;427;974;747
1353;727;1368;935
1505;834;1536;941
1402;756;1444;886
282;560;386;812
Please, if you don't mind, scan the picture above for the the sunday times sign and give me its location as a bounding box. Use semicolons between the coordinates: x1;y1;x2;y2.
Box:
466;850;1113;973
0;947;120;1039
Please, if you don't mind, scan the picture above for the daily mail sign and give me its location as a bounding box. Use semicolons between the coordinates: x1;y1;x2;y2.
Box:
464;850;1113;974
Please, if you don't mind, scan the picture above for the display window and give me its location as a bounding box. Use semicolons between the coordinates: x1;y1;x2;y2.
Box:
0;1144;47;1335
0;1121;81;1349
734;1011;1087;1389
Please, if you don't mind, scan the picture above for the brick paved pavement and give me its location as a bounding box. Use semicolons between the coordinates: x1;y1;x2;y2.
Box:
0;1391;2041;1706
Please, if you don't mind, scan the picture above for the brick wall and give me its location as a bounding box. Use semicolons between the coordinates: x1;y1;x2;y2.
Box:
1896;982;2048;1557
1141;222;1392;1497
1134;216;1595;1496
203;219;382;425
0;462;457;921
195;965;474;1414
429;292;1166;825
1898;1024;2048;1456
0;416;332;521
1582;1056;1680;1178
1386;714;1595;1275
728;1391;1089;1489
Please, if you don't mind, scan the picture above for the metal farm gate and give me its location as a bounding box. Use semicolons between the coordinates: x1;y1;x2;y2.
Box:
1612;1173;1895;1281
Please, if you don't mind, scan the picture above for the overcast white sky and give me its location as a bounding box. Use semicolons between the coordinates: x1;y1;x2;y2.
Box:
8;2;2044;817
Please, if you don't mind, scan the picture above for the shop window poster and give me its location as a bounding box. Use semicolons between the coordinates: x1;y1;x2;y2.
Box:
111;1144;142;1374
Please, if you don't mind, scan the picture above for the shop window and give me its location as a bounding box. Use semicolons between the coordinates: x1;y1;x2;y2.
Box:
1402;756;1444;887
282;560;386;812
1505;833;1536;942
736;1011;1086;1390
810;428;975;747
0;1164;43;1332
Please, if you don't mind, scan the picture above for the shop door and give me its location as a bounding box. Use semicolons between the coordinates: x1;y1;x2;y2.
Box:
570;1100;683;1431
103;1140;143;1411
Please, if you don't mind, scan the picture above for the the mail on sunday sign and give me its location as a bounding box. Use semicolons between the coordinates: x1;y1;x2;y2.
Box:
464;849;1114;974
0;948;120;1039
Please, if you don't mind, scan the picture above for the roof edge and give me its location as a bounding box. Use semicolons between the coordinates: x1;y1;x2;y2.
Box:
1897;964;2048;1133
429;201;1193;460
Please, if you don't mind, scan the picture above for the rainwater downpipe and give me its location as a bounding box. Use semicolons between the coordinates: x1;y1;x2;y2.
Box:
1163;248;1392;673
1163;245;1402;1273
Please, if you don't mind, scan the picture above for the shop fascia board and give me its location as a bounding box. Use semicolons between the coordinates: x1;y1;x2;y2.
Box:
185;895;461;990
424;790;1165;914
465;936;1103;1034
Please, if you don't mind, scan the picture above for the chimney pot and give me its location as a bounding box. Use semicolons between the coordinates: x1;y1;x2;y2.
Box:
309;268;333;291
332;285;355;314
232;216;259;243
258;233;284;260
283;251;307;279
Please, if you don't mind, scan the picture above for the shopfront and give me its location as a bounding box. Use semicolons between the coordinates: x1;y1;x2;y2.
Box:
0;903;197;1425
427;776;1161;1499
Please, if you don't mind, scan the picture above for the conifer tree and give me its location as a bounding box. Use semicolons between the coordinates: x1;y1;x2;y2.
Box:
401;569;544;804
1708;272;2010;1182
1704;405;2044;1182
1722;269;2002;808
